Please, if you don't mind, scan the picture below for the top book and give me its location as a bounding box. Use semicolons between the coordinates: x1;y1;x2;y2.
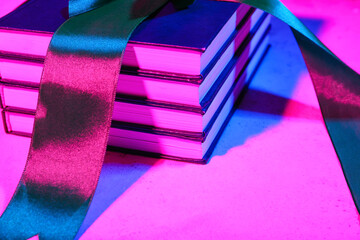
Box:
0;0;249;75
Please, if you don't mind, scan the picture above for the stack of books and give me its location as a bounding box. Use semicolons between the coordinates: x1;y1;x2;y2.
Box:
0;0;271;163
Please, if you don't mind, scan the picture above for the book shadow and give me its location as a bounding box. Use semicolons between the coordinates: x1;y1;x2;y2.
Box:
210;17;325;158
76;16;325;237
75;151;159;238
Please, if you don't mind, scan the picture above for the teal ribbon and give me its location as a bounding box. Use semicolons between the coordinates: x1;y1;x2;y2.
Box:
0;0;359;239
224;0;360;212
0;0;176;239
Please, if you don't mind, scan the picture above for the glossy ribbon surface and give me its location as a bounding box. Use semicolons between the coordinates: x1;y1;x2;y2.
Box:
218;0;360;212
0;0;359;239
0;0;170;238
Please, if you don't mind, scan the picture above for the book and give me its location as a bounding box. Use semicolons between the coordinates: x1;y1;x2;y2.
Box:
1;13;270;132
0;0;271;162
2;29;270;162
0;4;260;107
0;0;251;75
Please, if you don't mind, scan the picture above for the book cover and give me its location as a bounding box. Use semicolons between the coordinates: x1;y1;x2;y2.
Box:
0;0;68;33
0;0;238;49
0;0;250;75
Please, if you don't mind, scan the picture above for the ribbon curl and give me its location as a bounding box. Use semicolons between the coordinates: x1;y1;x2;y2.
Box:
0;0;359;239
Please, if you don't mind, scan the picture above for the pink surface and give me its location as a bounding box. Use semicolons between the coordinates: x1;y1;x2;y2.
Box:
1;0;360;239
0;0;27;16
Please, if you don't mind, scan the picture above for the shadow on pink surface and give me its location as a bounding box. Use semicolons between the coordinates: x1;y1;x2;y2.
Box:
75;152;159;237
75;17;327;236
210;17;325;158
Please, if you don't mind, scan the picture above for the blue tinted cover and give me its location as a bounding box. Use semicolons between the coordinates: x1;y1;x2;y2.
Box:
0;0;68;33
130;0;240;50
0;0;240;50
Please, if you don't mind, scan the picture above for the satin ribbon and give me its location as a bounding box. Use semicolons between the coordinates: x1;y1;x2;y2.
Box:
220;0;360;213
0;0;173;238
0;0;359;239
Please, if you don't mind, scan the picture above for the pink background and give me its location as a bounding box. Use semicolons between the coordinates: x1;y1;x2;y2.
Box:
1;0;360;239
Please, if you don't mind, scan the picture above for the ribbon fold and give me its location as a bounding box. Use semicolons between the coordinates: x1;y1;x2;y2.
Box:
0;0;359;239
